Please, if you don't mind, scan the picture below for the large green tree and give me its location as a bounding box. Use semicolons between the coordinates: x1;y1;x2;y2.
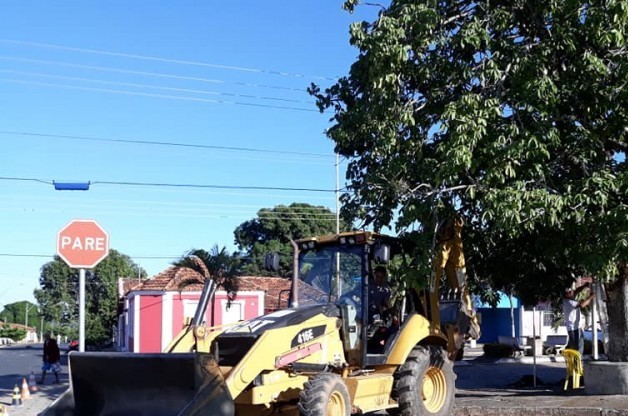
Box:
313;1;627;360
234;203;350;276
0;301;40;329
34;249;145;345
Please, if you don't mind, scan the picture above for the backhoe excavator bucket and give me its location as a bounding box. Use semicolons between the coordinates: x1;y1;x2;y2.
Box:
40;352;234;416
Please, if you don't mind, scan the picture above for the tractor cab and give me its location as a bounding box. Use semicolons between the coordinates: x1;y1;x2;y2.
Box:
288;232;407;366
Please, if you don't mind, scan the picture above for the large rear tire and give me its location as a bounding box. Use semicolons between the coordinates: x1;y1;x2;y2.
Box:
298;373;351;416
389;345;455;416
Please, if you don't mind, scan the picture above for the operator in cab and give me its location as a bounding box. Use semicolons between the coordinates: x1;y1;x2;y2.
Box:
367;266;399;353
368;265;392;323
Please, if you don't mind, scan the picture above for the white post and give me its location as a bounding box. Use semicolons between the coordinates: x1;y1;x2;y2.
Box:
509;293;515;338
532;307;537;388
335;152;340;234
538;309;543;345
335;153;341;293
592;293;598;359
79;268;86;352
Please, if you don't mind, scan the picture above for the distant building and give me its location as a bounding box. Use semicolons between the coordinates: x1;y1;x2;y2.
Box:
0;321;38;343
477;292;569;344
116;266;291;353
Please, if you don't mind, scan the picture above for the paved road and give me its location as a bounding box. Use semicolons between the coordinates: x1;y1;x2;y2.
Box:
0;343;69;415
2;343;628;415
455;354;628;415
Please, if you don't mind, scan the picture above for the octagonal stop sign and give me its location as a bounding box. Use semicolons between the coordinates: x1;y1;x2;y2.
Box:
57;219;109;268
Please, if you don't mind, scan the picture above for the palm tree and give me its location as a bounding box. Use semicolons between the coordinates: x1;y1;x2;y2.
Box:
173;245;241;326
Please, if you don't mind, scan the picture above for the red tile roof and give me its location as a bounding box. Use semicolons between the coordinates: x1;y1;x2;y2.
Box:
118;278;142;296
0;322;36;331
236;276;291;312
135;266;206;292
131;257;210;292
127;264;292;312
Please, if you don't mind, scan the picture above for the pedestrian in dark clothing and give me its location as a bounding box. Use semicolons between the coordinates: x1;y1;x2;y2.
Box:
41;333;61;383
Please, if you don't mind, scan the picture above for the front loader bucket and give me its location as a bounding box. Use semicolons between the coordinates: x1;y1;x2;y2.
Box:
40;352;234;416
178;353;234;416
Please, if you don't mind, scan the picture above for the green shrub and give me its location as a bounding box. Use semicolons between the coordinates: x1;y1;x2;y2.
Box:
0;327;26;341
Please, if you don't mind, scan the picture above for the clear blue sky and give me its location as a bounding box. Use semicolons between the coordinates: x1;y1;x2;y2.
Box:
0;1;383;307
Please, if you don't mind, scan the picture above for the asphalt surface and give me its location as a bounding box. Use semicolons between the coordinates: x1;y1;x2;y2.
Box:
1;344;627;415
0;343;69;416
454;351;628;416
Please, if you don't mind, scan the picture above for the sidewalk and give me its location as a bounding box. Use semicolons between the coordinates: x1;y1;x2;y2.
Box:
0;375;67;416
454;346;628;416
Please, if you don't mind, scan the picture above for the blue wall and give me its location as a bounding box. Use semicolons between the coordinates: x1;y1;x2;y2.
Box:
477;307;521;343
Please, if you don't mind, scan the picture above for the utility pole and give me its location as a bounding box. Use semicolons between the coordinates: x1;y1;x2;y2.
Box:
25;303;30;327
335;152;340;234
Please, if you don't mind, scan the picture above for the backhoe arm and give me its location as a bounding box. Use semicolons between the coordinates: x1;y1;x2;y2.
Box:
430;217;481;357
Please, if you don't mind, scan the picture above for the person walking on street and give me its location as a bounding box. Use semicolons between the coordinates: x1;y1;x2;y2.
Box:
563;282;595;355
41;333;61;383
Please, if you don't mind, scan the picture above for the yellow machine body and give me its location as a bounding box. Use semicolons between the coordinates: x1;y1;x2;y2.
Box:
43;226;476;416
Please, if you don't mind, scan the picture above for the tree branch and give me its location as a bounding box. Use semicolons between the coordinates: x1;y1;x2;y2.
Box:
363;2;386;10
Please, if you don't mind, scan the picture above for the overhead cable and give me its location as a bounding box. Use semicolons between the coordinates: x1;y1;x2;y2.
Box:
0;130;332;158
0;56;306;92
92;179;335;193
0;39;337;81
0;69;313;104
0;78;318;112
0;175;338;193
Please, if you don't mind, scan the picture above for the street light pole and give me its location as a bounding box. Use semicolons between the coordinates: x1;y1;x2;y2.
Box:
335;152;340;234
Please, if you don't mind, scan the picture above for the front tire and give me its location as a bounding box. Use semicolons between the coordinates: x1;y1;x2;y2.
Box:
390;345;455;416
298;373;351;416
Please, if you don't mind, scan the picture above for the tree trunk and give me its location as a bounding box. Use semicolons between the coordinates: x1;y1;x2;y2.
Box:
606;265;628;362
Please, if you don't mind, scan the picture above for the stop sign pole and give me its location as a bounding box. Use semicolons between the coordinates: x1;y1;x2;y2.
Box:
57;219;110;352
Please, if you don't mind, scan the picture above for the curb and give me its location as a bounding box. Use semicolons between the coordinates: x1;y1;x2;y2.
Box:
455;405;628;416
496;356;565;364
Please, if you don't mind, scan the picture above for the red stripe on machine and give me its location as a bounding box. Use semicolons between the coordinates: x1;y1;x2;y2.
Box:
275;343;322;368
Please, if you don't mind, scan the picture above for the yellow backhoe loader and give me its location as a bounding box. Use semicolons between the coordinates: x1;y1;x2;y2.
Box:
42;223;479;416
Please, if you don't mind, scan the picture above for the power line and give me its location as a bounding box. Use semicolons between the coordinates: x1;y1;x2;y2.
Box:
0;69;314;105
0;39;337;81
0;78;318;112
93;180;335;193
0;176;51;185
0;208;339;222
9;195;338;211
0;175;337;193
6;187;337;201
0;253;178;260
0;56;306;92
0;130;333;159
0;201;339;218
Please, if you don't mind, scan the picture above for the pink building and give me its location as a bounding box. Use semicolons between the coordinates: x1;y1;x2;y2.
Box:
117;267;291;353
